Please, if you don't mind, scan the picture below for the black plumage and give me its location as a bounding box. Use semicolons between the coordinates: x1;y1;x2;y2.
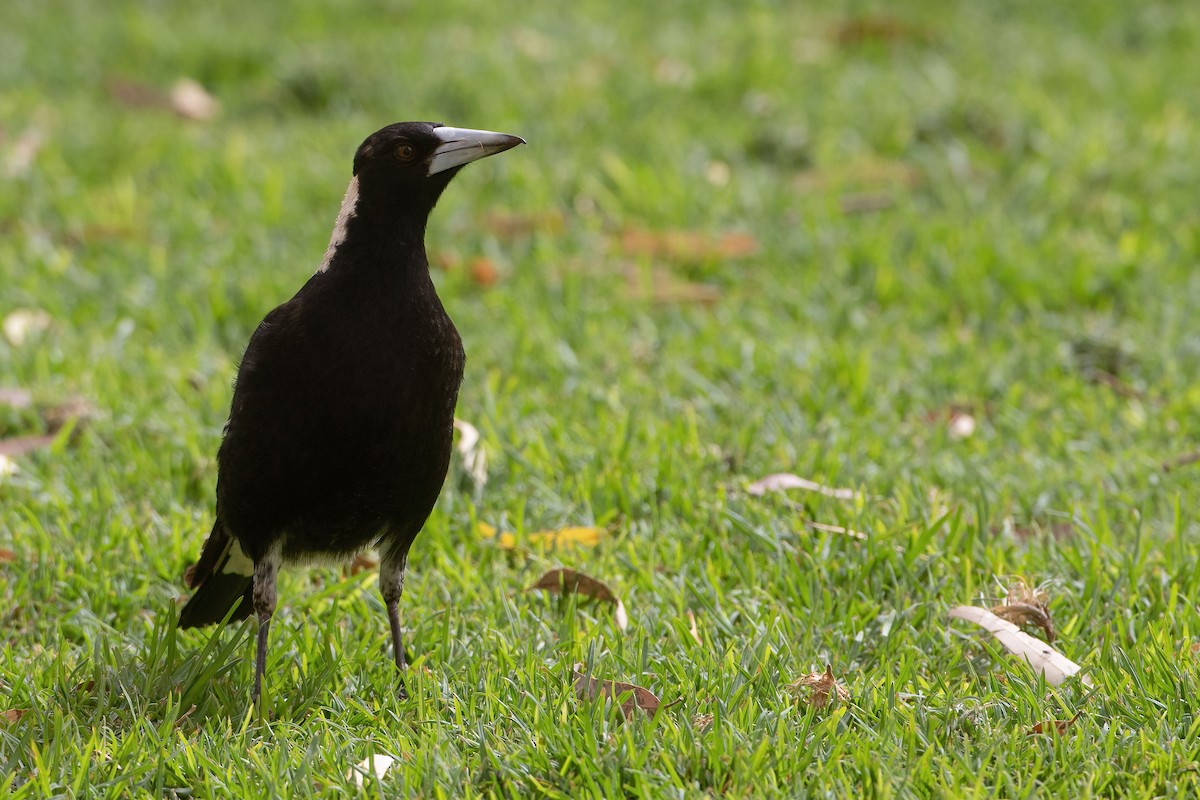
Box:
179;122;524;701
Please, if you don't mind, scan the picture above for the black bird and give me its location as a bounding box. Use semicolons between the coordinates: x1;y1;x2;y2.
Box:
179;122;524;701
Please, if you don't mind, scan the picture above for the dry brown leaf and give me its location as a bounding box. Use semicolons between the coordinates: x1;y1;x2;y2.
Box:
170;79;219;121
618;227;758;263
691;712;714;729
949;606;1090;687
623;263;721;306
787;665;849;709
482;211;565;238
991;578;1055;642
528;568;628;631
346;754;395;788
840;192;894;215
747;473;861;501
686;610;702;645
0;548;15;564
345;552;379;576
453;419;488;487
573;666;660;719
468;257;500;286
1027;711;1083;736
479;522;602;550
2;709;27;724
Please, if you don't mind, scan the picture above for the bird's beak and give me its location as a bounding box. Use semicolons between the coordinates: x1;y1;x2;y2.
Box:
426;127;525;176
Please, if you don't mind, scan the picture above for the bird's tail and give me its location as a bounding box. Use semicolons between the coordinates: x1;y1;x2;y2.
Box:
178;520;255;629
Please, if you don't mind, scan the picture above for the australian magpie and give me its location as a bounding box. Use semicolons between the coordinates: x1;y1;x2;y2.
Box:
178;122;524;702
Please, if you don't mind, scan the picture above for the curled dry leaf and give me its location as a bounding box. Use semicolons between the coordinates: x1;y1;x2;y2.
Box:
991;578;1055;642
747;473;861;501
453;418;488;487
346;754;395;788
949;606;1091;687
1027;711;1083;736
573;665;660;719
787;665;850;710
528;568;628;631
2;709;27;724
170;78;219;121
478;522;602;550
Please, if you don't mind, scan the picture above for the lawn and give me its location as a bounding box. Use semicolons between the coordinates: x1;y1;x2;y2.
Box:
3;0;1200;796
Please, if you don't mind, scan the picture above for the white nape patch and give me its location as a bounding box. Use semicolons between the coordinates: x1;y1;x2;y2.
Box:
224;538;255;577
317;176;360;273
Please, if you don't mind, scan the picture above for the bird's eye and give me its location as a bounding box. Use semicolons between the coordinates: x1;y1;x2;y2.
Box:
394;144;417;162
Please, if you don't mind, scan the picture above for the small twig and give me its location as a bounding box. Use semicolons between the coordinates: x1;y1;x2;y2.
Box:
804;520;867;541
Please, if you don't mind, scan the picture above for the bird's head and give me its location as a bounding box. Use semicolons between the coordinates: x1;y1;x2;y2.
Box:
352;121;524;213
318;122;523;271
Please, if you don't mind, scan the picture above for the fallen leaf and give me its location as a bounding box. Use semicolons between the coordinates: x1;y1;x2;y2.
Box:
3;309;52;346
691;712;714;729
804;520;867;540
1027;711;1083;736
346;754;394;788
832;15;934;47
0;548;15;564
528;568;627;631
618;227;758;263
2;126;44;178
747;473;861;501
453;419;488;487
991;578;1055;642
623;263;721;306
0;388;33;409
949;606;1090;687
840;192;894;215
686;610;702;645
787;665;850;709
478;522;602;550
482;211;565;238
170;78;219;121
0;433;56;458
573;666;660;719
2;709;27;724
469;257;500;286
345;552;378;576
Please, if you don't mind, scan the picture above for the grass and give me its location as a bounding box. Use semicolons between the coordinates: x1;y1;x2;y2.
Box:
2;0;1200;795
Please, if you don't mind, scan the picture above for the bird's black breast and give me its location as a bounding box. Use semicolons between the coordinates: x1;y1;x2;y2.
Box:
216;268;465;562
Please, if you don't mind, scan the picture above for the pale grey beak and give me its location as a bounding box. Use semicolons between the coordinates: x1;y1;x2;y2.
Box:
426;126;525;176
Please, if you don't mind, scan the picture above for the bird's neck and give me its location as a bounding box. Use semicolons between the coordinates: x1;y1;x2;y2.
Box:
317;176;433;280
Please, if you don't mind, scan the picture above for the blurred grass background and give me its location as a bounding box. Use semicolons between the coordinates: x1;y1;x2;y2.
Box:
2;0;1200;796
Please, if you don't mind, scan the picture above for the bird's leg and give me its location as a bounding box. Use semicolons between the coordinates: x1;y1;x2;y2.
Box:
379;547;410;698
251;543;281;706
